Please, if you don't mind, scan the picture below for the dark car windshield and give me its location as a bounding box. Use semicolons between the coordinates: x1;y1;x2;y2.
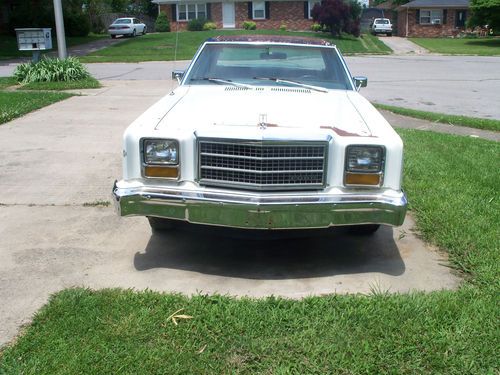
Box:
114;19;131;24
185;44;353;90
375;19;390;24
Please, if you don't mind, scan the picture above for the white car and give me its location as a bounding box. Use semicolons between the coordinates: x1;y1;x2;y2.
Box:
113;35;407;234
371;18;393;36
108;17;146;38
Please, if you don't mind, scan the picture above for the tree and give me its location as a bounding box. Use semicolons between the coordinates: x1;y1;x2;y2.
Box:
468;0;500;32
312;0;361;37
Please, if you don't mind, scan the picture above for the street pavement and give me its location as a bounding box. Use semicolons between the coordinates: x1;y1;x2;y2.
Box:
1;54;499;119
0;80;462;347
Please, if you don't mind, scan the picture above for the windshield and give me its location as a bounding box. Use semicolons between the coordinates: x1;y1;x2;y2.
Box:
114;19;131;24
375;19;390;24
185;44;353;90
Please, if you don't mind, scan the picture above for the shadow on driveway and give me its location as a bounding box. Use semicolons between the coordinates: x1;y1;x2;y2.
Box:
134;225;405;280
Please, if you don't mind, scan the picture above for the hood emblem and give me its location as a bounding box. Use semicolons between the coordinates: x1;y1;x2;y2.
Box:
258;114;267;130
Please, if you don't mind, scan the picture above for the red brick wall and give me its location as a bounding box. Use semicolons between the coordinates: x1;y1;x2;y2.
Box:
160;2;314;31
397;8;468;37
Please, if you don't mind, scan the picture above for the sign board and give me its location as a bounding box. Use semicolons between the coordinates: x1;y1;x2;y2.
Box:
15;28;52;51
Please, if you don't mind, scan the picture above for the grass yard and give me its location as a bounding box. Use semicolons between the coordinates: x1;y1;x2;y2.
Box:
0;34;107;60
0;77;17;90
374;103;500;132
80;31;390;63
0;91;72;124
410;37;500;56
0;130;498;373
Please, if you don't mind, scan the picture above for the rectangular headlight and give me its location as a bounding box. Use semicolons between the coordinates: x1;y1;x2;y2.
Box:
143;139;179;165
346;145;384;173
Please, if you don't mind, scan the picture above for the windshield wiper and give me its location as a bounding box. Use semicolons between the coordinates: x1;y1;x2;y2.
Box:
190;77;254;89
253;77;328;93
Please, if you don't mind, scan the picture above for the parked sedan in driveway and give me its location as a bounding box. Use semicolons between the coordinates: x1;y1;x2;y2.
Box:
113;35;407;235
108;17;146;38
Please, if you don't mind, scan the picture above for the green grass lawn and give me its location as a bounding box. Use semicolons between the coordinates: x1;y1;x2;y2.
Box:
80;31;390;63
18;77;101;91
0;130;498;373
0;34;107;60
374;103;500;132
410;37;500;56
0;77;17;90
0;91;72;124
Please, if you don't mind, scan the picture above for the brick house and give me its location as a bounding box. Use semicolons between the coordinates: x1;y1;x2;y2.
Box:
397;0;470;37
152;0;322;30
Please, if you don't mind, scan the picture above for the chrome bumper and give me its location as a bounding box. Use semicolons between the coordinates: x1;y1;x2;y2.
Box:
112;181;407;230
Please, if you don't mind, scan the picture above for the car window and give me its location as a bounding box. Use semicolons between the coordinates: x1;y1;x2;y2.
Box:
115;19;131;24
186;44;352;90
375;19;390;24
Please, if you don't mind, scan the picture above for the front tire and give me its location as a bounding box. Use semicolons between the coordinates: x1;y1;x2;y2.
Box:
142;26;147;35
148;217;176;232
349;224;381;235
132;29;136;37
111;34;116;39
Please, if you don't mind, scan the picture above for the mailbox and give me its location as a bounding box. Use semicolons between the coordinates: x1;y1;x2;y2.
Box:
15;28;52;51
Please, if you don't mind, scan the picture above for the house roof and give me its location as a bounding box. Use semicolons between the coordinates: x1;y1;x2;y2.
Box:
207;35;335;47
399;0;470;8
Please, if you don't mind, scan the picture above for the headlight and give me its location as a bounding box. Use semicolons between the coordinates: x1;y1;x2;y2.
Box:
143;139;178;165
346;145;384;173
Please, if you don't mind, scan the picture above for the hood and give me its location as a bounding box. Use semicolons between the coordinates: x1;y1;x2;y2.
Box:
155;86;372;137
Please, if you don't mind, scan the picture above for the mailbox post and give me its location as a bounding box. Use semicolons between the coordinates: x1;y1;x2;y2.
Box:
15;28;52;63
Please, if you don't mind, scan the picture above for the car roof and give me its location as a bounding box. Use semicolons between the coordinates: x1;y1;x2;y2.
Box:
207;35;335;47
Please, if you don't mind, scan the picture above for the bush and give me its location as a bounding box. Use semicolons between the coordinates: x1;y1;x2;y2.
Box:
311;23;322;32
64;12;91;37
279;24;287;31
14;57;91;83
187;18;206;31
203;22;217;30
311;0;362;37
243;21;257;30
155;12;170;32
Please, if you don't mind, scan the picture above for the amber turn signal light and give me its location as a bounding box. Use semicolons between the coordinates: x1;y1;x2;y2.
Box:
345;173;381;186
144;166;179;178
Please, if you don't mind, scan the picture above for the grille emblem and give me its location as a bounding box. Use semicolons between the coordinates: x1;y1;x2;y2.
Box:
258;114;267;130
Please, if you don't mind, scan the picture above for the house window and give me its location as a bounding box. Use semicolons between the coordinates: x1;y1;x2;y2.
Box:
420;9;443;25
253;1;265;19
177;3;207;21
308;0;320;19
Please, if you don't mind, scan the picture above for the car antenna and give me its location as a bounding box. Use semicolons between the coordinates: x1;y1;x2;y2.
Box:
172;0;181;92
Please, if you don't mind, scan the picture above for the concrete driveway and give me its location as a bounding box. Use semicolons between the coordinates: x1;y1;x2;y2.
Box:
0;80;461;347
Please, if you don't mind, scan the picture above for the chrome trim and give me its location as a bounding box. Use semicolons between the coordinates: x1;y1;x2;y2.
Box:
344;145;385;188
112;181;407;229
140;137;180;180
196;138;329;191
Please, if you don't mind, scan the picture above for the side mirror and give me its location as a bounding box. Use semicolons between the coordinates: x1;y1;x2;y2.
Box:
172;69;185;83
353;76;368;91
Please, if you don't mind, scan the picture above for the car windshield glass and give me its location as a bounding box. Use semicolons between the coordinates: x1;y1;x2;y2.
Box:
114;19;131;24
375;19;389;24
185;44;352;90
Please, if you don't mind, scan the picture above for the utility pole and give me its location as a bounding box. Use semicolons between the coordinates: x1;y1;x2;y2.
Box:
53;0;67;59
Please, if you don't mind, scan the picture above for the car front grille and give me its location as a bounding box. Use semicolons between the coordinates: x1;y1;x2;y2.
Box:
198;139;327;191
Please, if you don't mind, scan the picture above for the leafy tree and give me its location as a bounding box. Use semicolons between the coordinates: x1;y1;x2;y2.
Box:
155;12;170;32
312;0;361;37
468;0;500;31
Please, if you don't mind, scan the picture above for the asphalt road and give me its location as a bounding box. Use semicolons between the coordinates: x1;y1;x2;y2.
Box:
1;54;499;119
0;81;461;347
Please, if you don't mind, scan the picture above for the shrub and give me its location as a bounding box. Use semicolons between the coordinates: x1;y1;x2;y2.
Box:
311;0;362;37
243;21;257;30
155;12;170;32
203;22;217;30
279;24;287;31
187;18;206;31
14;57;91;83
311;23;322;32
64;12;91;37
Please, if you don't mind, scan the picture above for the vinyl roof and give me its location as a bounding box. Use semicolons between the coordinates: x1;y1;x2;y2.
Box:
207;35;334;46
